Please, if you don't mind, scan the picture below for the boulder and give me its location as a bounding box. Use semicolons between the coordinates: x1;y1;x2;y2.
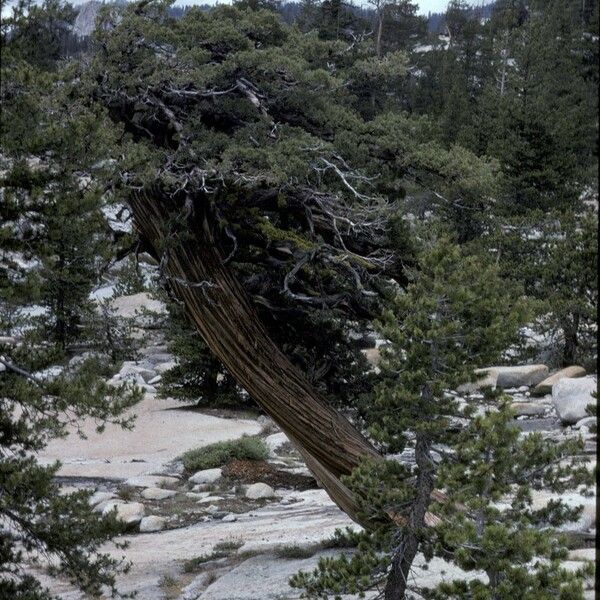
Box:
552;377;597;425
245;483;275;500
189;468;222;484
117;362;155;382
265;432;290;455
88;491;115;507
457;368;498;393
495;365;549;388
93;498;124;514
154;360;178;374
574;416;597;430
73;0;102;38
361;347;381;367
141;487;177;501
532;366;587;397
222;513;238;522
109;292;167;320
510;402;547;417
103;502;145;525
139;515;166;532
124;475;179;488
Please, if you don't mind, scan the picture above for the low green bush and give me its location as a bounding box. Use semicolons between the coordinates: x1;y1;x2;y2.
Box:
181;436;268;472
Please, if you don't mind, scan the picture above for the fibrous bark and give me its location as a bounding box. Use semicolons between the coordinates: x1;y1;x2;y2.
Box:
129;186;381;524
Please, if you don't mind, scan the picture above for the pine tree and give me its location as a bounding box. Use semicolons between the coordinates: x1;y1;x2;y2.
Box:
430;404;594;599
291;238;589;600
1;4;142;596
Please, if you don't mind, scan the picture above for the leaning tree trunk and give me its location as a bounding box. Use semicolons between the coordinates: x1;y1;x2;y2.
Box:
128;187;381;523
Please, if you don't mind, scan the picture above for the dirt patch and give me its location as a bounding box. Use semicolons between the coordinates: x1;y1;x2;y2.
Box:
222;459;317;491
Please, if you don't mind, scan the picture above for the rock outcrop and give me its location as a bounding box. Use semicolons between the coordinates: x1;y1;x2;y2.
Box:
552;377;597;424
532;366;586;396
73;1;101;38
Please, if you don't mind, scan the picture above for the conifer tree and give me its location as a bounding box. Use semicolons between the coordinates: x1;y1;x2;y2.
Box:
1;3;142;596
290;233;592;599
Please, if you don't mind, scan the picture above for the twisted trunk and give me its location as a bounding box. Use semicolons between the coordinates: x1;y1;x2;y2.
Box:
128;188;381;523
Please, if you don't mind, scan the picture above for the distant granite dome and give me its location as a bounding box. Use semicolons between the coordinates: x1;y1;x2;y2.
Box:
73;1;102;38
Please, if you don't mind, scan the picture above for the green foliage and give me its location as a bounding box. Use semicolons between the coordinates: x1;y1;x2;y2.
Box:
364;234;529;450
487;209;598;366
181;436;269;472
113;256;148;297
0;4;143;597
292;236;588;599
430;403;594;599
0;343;141;599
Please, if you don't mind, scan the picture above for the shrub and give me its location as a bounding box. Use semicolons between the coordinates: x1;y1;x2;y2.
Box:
181;436;269;472
275;544;318;559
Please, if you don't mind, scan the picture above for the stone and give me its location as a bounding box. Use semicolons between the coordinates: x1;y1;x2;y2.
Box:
222;513;238;522
125;475;179;488
189;468;222;484
264;432;290;454
495;364;549;388
192;484;211;493
245;483;275;500
141;487;177;501
108;292;167;324
73;0;101;38
103;502;145;525
532;366;587;396
88;491;115;507
552;377;597;424
568;547;595;562
574;416;597;430
93;498;125;513
361;347;381;367
147;374;162;385
510;402;547;417
117;362;155;382
139;515;166;533
200;552;484;600
198;496;225;504
200;553;337;600
457;368;498;393
185;492;209;499
144;351;173;363
154;360;178;374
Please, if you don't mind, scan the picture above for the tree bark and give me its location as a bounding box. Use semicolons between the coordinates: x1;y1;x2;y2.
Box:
128;187;381;523
376;11;384;58
383;432;435;599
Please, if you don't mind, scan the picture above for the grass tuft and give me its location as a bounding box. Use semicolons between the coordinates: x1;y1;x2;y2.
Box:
181;436;268;473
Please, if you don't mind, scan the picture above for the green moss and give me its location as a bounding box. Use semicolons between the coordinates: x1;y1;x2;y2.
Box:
256;219;316;252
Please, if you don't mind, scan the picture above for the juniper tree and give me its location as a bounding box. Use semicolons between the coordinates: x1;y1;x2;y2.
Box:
84;0;506;520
